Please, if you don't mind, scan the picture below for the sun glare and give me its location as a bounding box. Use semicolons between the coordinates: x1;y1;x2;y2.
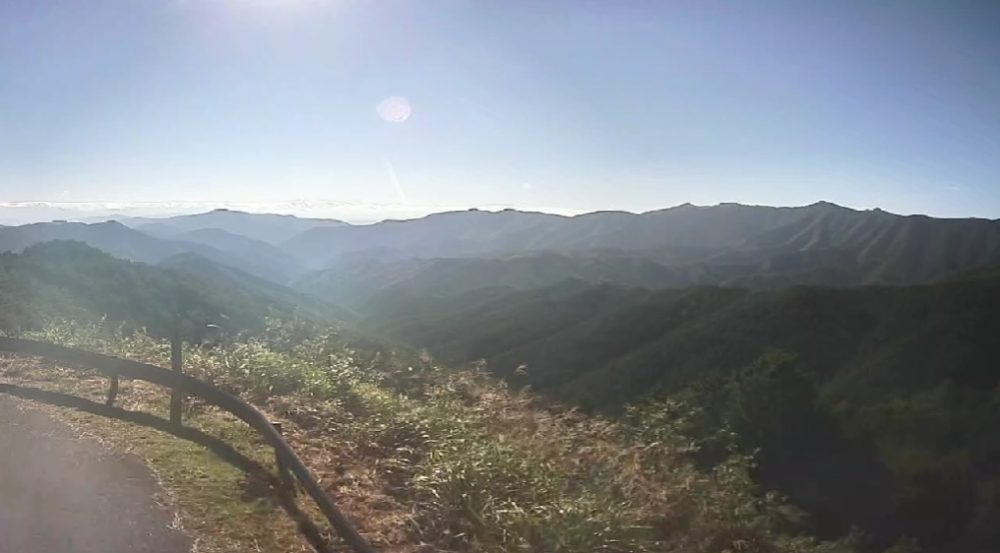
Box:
376;96;412;123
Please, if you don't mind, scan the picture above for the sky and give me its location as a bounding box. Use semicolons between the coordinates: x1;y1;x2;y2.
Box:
2;0;1000;223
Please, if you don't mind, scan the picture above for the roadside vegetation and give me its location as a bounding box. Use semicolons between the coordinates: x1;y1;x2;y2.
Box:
2;318;855;553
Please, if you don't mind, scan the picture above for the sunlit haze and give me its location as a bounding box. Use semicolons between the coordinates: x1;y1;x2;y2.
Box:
4;5;1000;552
2;1;1000;223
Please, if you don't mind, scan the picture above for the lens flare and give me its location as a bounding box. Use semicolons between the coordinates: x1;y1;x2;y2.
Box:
376;96;412;123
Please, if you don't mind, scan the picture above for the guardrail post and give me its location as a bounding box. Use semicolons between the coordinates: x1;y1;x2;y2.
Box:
170;334;183;426
106;374;119;406
272;421;297;495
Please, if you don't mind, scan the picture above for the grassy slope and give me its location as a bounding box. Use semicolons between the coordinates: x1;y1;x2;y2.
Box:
1;320;855;553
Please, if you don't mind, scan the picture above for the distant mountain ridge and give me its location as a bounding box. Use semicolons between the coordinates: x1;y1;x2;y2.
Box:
3;203;999;299
0;220;206;263
0;220;314;283
143;226;305;282
282;202;881;263
118;208;347;244
291;203;1000;305
0;241;338;338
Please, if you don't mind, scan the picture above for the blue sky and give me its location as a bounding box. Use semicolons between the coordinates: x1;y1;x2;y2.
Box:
2;0;999;221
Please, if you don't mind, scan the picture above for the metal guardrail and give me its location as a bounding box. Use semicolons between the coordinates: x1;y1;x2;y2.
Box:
0;337;377;553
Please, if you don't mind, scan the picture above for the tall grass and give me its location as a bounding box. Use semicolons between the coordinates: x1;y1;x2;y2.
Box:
24;319;856;553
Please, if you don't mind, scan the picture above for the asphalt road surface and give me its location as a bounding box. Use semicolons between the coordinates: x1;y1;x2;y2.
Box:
0;397;191;553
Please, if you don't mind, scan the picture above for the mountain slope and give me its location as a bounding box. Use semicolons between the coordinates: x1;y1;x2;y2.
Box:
122;208;346;244
364;275;1000;405
0;220;311;284
0;241;336;338
154;228;306;282
284;209;561;268
282;202;882;261
727;207;1000;282
159;252;356;323
0;221;196;263
361;274;1000;552
296;252;697;308
283;203;824;265
289;203;1000;294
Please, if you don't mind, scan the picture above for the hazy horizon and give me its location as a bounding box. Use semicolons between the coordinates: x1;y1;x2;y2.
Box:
1;197;996;227
4;1;1000;221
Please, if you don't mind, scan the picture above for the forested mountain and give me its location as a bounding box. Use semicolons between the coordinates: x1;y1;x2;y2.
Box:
284;202;999;261
0;241;338;338
0;220;197;263
288;203;1000;298
733;207;1000;284
159;252;356;323
296;252;694;308
361;274;1000;551
120;208;346;244
0;220;306;283
282;204;814;265
364;274;1000;407
7;204;1000;296
149;228;307;282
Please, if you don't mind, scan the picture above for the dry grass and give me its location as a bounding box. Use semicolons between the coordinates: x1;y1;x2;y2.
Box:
1;321;857;553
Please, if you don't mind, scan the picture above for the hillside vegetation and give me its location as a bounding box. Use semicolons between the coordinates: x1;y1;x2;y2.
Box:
0;241;338;339
362;275;1000;552
1;322;856;552
363;275;1000;406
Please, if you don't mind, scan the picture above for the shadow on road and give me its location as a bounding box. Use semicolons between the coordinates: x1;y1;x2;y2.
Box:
0;398;191;553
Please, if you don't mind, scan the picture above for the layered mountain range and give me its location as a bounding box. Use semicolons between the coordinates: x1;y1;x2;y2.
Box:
4;203;999;308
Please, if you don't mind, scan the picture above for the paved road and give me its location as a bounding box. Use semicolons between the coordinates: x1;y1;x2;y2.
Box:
0;398;191;553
